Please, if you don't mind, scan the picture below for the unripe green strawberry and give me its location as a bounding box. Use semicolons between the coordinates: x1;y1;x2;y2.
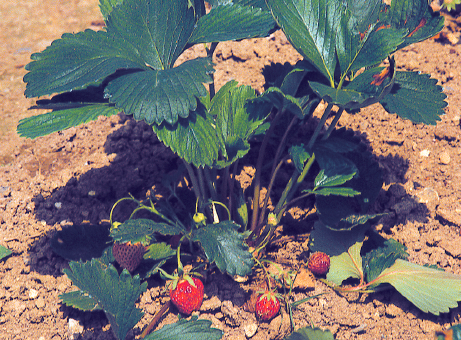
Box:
308;251;330;276
169;276;204;315
255;291;280;321
112;241;145;272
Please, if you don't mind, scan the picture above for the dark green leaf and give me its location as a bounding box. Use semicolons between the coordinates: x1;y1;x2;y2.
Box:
308;220;369;257
191;221;254;276
381;0;444;49
289;144;311;173
51;223;112;261
111;219;185;244
309;58;396;111
144;317;223;340
189;4;276;44
17;103;120;139
0;245;12;261
59;290;102;311
24;29;147;98
363;235;409;283
64;260;147;340
379;70;447;125
266;0;339;85
284;326;335;340
99;0;124;21
153;107;221;168
253;87;304;118
105;58;214;125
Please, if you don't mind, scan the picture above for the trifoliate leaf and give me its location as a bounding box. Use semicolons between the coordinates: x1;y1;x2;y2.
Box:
59;290;102;311
144;317;223;340
191;221;254;276
326;241;364;286
110;219;185;244
63;259;147;340
284;326;335;340
373;259;461;315
0;245;12;261
51;223;111;261
379;70;447;125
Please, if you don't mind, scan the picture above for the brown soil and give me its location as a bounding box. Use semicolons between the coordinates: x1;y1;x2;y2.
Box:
1;1;461;340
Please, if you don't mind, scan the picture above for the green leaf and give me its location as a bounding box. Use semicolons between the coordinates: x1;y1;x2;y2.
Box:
24;29;148;98
362;235;409;283
59;290;102;311
189;4;276;44
0;245;12;261
306;187;360;197
99;0;124;21
105;58;214;125
153;107;222;168
327;241;364;286
373;259;461;315
144;242;176;261
191;221;254;276
314;169;356;188
110;219;185;244
17;103;120;139
436;324;461;340
266;0;339;85
144;317;223;340
254;87;304;118
25;0;213;127
381;0;444;49
63;259;147;340
289;144;311;173
379;70;447;125
211;81;269;168
308;220;369;257
51;223;112;261
284;326;335;340
309;58;396;111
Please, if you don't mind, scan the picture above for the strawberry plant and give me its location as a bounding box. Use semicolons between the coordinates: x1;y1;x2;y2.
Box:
18;0;461;338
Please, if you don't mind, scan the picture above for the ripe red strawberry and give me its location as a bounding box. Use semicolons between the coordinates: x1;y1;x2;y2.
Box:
308;251;330;276
112;241;145;272
169;276;204;315
255;291;280;321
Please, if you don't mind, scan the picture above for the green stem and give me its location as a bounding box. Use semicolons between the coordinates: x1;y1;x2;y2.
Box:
197;168;208;203
258;156;288;225
307;103;334;150
206;42;219;99
183;161;202;201
322;107;344;141
250;109;284;232
274;154;315;221
204;167;217;201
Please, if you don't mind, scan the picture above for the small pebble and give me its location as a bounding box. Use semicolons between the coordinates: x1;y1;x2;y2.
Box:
439;151;450;165
35;297;46;309
420;149;430;157
244;323;258;338
54;202;62;209
28;289;39;299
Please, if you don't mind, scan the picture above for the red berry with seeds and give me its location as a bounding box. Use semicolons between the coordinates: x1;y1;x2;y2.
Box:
169;276;204;315
308;251;330;276
112;241;146;272
255;291;281;321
